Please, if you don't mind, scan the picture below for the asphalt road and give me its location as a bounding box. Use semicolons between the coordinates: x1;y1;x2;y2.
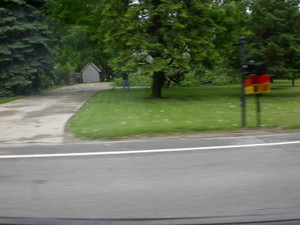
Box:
0;132;300;224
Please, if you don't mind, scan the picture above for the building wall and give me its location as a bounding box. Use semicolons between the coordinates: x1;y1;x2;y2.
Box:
82;65;100;83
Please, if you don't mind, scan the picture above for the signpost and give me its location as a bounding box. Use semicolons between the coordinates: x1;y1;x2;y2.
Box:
239;37;271;128
243;64;271;127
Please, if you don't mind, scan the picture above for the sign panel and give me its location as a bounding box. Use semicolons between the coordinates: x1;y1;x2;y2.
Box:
244;74;271;95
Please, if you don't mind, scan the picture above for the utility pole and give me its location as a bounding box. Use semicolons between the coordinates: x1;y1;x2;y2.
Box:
239;37;247;128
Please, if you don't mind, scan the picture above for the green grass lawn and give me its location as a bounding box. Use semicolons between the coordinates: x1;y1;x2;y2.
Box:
68;80;300;140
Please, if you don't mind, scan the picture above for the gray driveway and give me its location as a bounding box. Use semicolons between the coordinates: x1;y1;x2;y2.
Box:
0;83;111;144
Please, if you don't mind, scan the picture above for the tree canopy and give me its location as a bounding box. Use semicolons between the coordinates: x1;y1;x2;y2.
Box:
248;0;300;84
103;0;222;97
1;0;299;96
46;0;300;96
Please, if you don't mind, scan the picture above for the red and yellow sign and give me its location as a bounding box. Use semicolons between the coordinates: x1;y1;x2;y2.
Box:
244;74;271;95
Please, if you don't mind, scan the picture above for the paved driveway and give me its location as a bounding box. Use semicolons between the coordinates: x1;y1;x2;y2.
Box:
0;83;111;144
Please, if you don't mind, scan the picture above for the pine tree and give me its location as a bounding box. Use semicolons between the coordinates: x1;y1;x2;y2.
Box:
248;0;300;84
0;0;54;96
102;0;216;98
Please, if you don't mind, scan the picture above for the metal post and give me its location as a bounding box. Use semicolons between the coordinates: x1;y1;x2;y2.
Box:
239;37;247;128
256;94;261;127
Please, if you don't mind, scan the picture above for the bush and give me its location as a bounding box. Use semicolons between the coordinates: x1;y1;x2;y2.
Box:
54;63;75;84
111;73;152;87
111;78;122;86
39;74;53;90
59;80;66;86
200;64;240;86
179;72;199;87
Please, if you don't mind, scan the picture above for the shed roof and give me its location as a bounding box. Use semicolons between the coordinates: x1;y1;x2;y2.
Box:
81;63;101;73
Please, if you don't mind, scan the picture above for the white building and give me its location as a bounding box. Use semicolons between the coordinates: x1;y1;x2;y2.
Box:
81;63;101;83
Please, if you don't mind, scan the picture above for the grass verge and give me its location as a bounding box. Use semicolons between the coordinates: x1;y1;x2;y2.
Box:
0;96;21;104
68;80;300;140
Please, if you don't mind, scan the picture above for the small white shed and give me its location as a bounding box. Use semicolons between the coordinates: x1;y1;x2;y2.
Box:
81;63;101;83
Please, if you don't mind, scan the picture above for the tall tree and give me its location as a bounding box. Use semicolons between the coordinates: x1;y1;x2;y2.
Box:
0;0;54;96
210;0;251;68
103;0;217;98
47;0;113;81
248;0;300;85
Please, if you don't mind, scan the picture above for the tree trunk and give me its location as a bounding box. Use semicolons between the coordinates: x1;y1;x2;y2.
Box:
151;71;165;98
101;62;112;82
292;78;295;87
150;0;164;98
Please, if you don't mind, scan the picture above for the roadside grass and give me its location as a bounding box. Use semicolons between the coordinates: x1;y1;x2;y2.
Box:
247;79;300;129
0;96;21;104
68;80;300;140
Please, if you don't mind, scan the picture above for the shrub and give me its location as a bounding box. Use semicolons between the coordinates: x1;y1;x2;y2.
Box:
54;63;75;84
39;74;53;90
200;64;240;85
179;72;199;87
111;73;152;87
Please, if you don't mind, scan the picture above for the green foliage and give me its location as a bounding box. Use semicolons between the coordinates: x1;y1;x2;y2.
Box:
54;63;75;84
179;72;199;87
47;0;112;80
45;0;300;96
0;0;54;96
102;0;218;97
59;80;66;85
111;73;152;87
111;78;122;87
248;0;300;81
54;25;100;70
39;74;53;90
210;0;251;68
200;61;240;86
178;58;240;87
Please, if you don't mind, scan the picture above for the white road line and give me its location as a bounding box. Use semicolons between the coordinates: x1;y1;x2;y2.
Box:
0;140;300;159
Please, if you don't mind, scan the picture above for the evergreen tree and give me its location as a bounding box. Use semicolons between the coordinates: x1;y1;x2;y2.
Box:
0;0;54;96
102;0;217;98
248;0;300;84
